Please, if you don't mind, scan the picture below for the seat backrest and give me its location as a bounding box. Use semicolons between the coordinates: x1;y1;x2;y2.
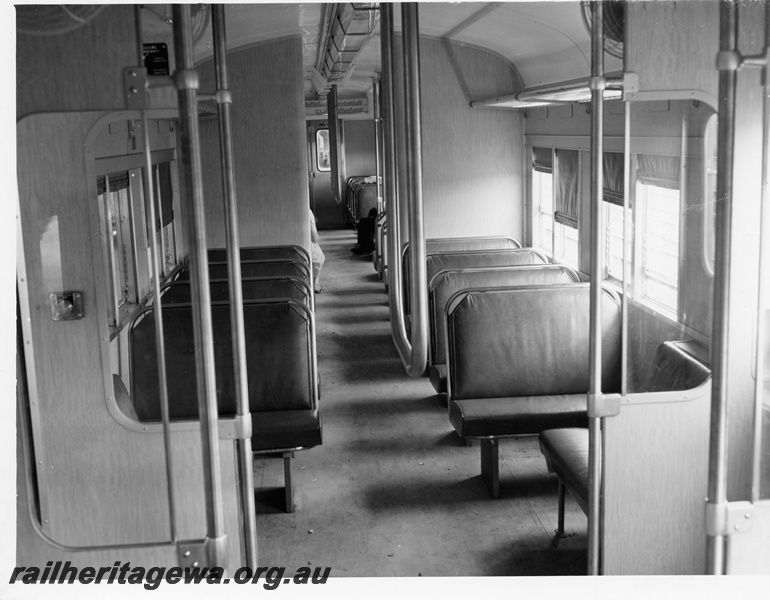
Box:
207;245;309;266
355;183;378;221
647;341;711;392
176;260;309;282
405;246;542;315
161;276;310;305
403;236;522;271
129;298;315;421
446;284;621;401
429;265;580;365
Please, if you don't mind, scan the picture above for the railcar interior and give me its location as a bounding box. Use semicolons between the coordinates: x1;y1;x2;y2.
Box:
11;0;770;593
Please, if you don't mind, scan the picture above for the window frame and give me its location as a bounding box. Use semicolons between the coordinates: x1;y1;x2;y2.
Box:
316;129;331;172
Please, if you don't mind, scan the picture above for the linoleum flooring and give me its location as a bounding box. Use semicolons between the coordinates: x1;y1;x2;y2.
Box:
253;229;587;577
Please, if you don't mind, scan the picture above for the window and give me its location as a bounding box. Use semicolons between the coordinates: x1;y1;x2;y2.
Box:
97;160;179;331
531;147;579;268
636;181;680;314
603;152;631;284
151;162;177;276
553;222;579;268
316;129;331;172
98;172;133;326
533;167;554;255
605;202;632;284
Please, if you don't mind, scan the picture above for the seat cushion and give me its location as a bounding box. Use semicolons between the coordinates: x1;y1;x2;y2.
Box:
539;428;590;513
449;395;588;439
252;409;322;452
429;364;447;394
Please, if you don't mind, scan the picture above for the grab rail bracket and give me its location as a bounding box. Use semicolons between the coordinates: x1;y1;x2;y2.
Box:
218;413;252;441
705;501;755;537
587;392;621;418
178;535;229;569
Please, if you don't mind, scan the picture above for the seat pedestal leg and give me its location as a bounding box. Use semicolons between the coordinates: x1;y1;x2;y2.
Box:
556;478;567;537
480;439;499;499
283;451;295;513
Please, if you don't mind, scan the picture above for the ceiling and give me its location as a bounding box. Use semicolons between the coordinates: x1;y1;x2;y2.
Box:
142;2;621;101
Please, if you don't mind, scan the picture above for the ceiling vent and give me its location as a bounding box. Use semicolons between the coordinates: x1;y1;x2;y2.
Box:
316;3;379;89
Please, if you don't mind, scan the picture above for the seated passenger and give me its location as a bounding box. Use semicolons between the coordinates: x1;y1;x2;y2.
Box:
310;209;325;293
351;208;377;255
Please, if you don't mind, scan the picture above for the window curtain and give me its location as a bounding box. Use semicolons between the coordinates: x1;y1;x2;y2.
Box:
554;149;579;228
603;152;626;207
153;163;174;228
532;147;553;174
637;154;681;190
97;171;129;195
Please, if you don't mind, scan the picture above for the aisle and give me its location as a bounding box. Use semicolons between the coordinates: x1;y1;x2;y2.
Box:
253;229;586;576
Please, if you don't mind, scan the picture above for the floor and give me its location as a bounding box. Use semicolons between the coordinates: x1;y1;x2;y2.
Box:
253;229;587;577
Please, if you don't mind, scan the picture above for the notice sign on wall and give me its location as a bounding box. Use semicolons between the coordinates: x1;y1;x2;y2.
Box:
305;97;369;118
143;43;169;76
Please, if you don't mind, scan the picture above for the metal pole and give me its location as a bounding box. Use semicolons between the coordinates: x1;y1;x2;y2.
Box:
327;85;341;204
373;76;385;274
587;0;605;576
373;77;384;214
381;2;401;302
382;3;428;377
134;4;178;544
751;1;770;505
621;101;630;397
211;4;258;570
402;2;429;376
172;3;227;565
707;1;739;575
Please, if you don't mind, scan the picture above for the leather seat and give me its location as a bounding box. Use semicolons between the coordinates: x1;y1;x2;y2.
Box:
539;428;590;515
450;395;588;439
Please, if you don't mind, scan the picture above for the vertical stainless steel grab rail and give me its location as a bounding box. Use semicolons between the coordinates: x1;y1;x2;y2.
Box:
587;0;605;576
172;4;227;566
751;0;770;506
373;76;387;275
382;3;428;377
707;1;739;575
211;5;258;570
133;4;178;544
373;77;384;214
328;84;342;203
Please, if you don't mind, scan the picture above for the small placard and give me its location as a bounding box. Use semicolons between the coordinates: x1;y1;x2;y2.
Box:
143;43;169;76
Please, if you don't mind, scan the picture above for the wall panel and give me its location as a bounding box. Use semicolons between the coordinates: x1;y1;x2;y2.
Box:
342;120;377;180
603;385;711;574
16;5;138;118
197;38;310;251
17;112;243;567
626;1;719;103
393;36;524;241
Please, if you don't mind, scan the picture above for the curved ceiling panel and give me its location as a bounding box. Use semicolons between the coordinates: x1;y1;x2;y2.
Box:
161;3;622;99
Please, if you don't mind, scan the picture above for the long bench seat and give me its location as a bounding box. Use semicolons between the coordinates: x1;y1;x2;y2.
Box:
207;244;310;266
428;264;580;393
538;340;711;535
345;175;378;223
401;238;525;313
405;246;543;315
129;297;320;512
160;276;311;305
445;284;621;498
175;259;311;283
